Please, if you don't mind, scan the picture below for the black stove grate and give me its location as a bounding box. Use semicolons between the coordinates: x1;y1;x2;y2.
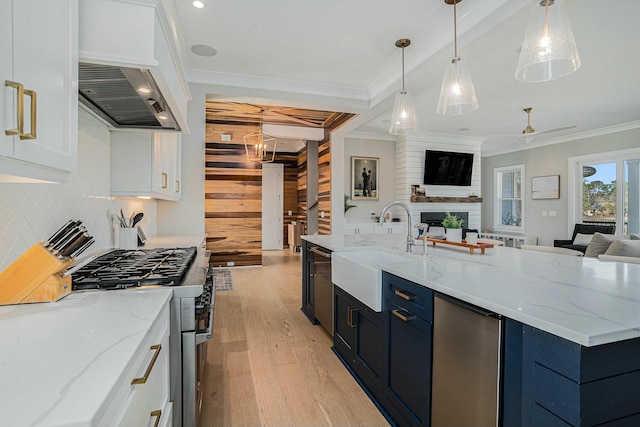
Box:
71;247;197;290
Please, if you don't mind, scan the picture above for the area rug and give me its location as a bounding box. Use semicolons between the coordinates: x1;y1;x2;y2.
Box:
212;269;234;291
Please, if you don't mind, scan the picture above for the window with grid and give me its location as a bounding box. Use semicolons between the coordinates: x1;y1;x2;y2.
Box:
494;165;525;232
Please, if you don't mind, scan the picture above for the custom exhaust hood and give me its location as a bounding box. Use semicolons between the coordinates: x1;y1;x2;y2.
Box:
78;63;180;131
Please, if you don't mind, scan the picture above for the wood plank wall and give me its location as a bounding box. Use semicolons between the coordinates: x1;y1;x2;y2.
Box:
205;124;262;267
205;123;304;266
297;147;307;222
318;138;331;234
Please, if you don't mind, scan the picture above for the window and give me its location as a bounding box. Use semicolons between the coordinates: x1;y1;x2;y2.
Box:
494;165;525;232
570;148;640;235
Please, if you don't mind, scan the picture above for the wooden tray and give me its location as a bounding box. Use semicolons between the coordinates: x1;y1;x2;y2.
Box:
421;237;494;255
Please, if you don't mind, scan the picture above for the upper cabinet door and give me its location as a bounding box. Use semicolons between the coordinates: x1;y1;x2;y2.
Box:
0;0;78;182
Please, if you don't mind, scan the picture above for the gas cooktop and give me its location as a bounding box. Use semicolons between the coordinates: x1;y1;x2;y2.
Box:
71;247;198;290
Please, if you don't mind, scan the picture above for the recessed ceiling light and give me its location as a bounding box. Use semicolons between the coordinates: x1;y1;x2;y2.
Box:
193;1;205;8
191;44;217;57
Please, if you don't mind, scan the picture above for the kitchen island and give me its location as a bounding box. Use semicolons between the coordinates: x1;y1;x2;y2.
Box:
302;233;640;427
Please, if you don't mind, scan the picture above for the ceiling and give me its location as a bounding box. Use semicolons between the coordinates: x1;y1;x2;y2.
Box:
174;0;640;156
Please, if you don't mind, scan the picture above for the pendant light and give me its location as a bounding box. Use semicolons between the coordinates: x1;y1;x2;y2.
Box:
244;110;277;163
437;0;479;115
515;0;581;82
388;38;419;135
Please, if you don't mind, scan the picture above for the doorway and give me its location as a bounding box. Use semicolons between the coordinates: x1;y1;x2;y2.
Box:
262;163;284;250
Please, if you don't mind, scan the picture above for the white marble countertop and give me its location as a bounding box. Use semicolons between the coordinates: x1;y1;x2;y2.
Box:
303;234;640;347
0;288;172;426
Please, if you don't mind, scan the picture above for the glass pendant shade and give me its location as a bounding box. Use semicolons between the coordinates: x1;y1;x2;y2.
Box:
389;90;419;135
515;0;581;82
437;56;479;115
244;128;277;163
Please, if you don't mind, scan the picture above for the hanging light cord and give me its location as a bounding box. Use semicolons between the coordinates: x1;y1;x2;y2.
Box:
401;46;406;92
453;0;458;57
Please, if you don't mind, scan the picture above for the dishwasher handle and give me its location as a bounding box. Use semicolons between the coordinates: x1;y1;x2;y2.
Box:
435;293;502;319
310;247;332;258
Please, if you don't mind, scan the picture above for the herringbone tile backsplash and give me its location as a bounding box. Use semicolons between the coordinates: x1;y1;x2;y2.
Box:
0;110;157;271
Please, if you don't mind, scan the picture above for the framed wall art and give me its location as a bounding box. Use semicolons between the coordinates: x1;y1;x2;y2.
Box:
351;156;379;200
531;175;560;199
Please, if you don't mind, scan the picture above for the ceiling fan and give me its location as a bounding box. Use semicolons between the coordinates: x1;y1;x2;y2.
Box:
491;108;577;143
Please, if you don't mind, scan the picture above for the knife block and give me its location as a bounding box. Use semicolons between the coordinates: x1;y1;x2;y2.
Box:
0;243;74;305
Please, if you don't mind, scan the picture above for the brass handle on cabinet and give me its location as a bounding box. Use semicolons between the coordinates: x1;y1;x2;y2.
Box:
19;89;36;140
394;290;416;301
161;172;168;189
131;344;161;384
175;180;180;193
392;309;415;322
150;410;162;427
348;307;358;328
4;80;24;136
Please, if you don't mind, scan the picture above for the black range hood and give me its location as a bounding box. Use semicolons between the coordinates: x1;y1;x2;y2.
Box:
78;62;180;131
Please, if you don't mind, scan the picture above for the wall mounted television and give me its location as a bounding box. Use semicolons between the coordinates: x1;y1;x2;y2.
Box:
423;149;474;186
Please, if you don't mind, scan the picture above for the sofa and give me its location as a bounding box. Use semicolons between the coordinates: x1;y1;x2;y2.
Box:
523;233;640;264
553;224;616;254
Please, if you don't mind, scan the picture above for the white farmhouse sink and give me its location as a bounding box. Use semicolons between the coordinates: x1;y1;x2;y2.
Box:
332;249;418;311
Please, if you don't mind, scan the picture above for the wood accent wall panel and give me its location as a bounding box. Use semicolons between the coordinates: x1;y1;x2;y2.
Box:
274;152;300;247
205;123;263;267
317;139;331;234
297;147;308;220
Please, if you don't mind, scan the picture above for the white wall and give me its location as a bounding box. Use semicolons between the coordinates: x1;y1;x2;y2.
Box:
0;110;157;271
156;83;206;235
395;133;484;234
343;136;397;223
482;127;640;246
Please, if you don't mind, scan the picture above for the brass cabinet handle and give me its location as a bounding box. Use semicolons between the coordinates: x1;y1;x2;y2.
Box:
175;180;180;193
392;309;415;322
150;410;162;427
394;289;416;301
4;80;24;136
20;89;36;140
348;307;358;328
131;344;161;384
161;172;168;189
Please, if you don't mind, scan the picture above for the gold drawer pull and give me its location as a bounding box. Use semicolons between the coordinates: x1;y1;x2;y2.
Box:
20;89;37;140
161;172;168;189
131;344;161;385
392;309;415;322
150;410;162;427
348;307;359;328
4;80;24;136
394;290;416;301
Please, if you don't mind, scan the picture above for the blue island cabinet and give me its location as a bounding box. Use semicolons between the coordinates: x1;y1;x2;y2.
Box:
383;273;433;427
519;325;640;427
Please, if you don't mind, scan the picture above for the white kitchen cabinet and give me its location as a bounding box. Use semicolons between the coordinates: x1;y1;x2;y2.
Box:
0;0;78;182
111;131;182;201
99;297;172;427
344;222;407;235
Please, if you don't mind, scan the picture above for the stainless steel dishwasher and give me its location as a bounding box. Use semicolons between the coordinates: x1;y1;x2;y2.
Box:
310;245;333;336
431;293;503;427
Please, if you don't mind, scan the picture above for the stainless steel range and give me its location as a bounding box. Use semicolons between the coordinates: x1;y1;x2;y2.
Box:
70;246;214;427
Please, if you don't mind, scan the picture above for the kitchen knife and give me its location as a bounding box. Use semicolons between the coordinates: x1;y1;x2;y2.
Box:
43;220;74;247
46;220;80;249
69;238;95;259
51;228;85;255
59;232;90;258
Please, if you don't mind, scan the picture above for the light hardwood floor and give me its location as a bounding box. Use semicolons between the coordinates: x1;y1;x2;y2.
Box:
201;250;391;427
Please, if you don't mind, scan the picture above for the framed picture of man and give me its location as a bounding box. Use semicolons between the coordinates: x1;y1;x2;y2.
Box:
351;156;379;200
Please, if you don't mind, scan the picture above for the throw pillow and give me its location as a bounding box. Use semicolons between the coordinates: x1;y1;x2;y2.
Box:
604;240;640;258
572;233;594;246
631;234;640;240
584;233;628;258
